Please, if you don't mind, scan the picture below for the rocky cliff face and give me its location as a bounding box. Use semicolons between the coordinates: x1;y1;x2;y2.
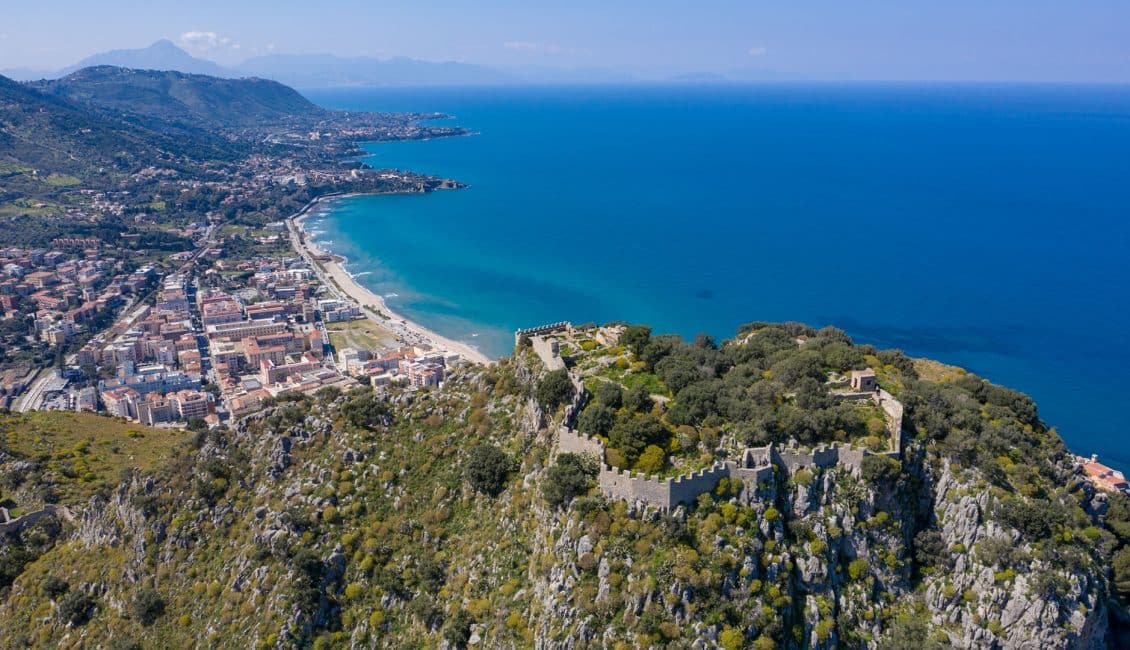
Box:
0;349;1117;648
514;450;1110;649
921;463;1107;649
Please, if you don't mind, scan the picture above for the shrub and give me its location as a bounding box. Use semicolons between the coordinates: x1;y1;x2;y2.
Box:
719;627;745;650
847;558;870;580
442;608;473;648
43;576;69;599
543;453;597;507
577;404;615;437
605;447;628;468
793;468;815;487
861;455;902;483
536;369;574;411
465;444;512;496
109;638;142;650
620;325;652;356
993;568;1017;583
975;535;1017;568
595;382;623;409
623;384;653;414
635;445;666;474
341;393;391;429
57;590;95;626
369;609;386;628
132;587;165;626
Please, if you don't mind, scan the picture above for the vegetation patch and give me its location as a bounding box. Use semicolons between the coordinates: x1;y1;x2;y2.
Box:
0;411;189;506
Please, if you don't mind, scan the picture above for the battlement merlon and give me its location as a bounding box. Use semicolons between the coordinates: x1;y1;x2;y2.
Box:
544;325;906;511
515;321;572;345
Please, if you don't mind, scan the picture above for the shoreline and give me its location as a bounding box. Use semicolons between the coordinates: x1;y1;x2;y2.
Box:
288;193;492;366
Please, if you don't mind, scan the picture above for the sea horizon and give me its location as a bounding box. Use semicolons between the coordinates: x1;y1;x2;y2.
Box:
305;82;1130;471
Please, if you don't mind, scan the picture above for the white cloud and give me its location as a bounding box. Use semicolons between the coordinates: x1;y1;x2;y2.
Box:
504;41;567;55
179;31;241;53
748;46;768;57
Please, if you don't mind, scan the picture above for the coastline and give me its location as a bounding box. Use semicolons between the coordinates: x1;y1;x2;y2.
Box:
288;193;493;366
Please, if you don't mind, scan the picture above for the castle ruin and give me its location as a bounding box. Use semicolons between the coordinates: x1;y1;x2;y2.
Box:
528;323;905;511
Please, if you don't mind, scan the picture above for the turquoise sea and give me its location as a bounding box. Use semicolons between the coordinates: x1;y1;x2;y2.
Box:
304;84;1130;468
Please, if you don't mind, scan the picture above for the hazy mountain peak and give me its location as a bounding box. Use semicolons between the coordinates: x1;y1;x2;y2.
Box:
57;40;232;78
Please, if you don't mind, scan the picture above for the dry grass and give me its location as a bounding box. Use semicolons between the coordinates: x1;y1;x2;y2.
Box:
0;411;190;505
326;318;397;352
913;357;967;383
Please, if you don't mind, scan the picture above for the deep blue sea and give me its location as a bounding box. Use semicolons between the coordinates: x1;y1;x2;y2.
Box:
304;84;1130;469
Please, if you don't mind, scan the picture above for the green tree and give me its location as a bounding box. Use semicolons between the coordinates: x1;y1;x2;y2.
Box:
913;529;950;570
465;444;512;496
57;590;95;626
341;392;391;429
878;603;948;650
635;444;666;475
1112;547;1130;600
623;384;653;414
608;413;668;466
861;455;902;484
620;325;652;357
43;576;69;600
543;453;597;507
536;369;574;411
594;382;623;409
443;608;473;648
131;587;165;626
577;404;615;437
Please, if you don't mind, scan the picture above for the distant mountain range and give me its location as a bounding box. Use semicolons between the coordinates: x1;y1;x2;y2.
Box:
2;40;789;88
2;40;512;87
236;53;513;87
2;40;228;82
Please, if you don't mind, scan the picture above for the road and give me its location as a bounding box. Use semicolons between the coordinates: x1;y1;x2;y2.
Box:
13;369;56;413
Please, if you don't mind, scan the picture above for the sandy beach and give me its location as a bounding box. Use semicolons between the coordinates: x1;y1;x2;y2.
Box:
288;195;492;365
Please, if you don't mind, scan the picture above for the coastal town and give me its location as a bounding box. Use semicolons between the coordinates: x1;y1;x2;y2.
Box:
0;201;483;427
5;9;1130;648
0;64;1124;500
0;85;486;430
2;166;1127;498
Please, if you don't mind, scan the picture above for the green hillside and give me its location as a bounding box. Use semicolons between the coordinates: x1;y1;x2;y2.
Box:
35;67;325;130
1;322;1126;648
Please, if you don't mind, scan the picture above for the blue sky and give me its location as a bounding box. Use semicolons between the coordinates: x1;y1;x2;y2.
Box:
3;0;1129;81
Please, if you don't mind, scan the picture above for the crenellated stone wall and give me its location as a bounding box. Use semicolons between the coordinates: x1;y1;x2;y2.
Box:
667;462;751;507
558;426;776;509
515;321;571;346
558;426;605;458
531;324;907;511
557;424;902;511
